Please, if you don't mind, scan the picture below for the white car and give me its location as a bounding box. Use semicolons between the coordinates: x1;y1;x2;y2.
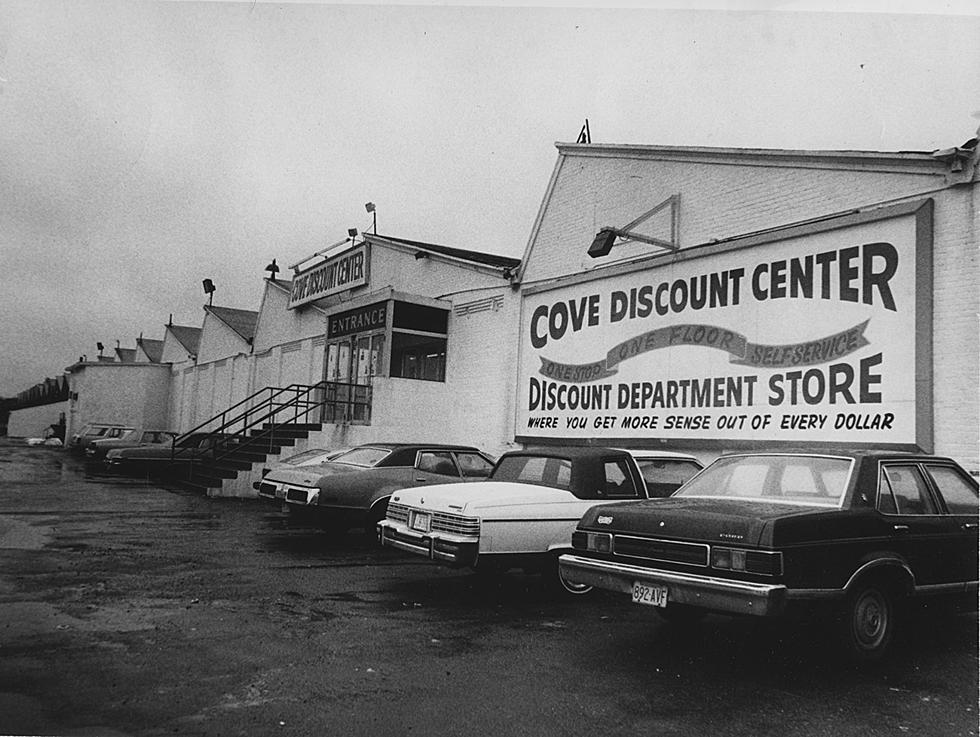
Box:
378;446;703;594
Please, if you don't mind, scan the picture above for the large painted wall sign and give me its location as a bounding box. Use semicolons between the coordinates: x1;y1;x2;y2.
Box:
516;201;932;448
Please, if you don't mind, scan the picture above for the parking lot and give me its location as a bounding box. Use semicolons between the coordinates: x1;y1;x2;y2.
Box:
0;442;976;737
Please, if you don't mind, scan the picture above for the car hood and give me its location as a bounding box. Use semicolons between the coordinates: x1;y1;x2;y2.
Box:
389;481;576;514
577;496;825;547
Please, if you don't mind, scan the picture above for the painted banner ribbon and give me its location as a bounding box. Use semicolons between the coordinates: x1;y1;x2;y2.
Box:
538;320;870;384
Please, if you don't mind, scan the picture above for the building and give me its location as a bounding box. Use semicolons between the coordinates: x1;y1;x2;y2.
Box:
512;139;978;472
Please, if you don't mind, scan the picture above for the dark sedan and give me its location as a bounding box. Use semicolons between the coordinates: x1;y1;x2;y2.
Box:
279;443;496;533
559;451;978;661
104;432;240;476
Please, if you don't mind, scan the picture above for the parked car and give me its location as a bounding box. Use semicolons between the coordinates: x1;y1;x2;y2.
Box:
377;446;703;593
103;432;240;476
68;423;134;454
631;450;705;497
253;447;349;500
85;429;176;462
279;443;497;532
559;451;979;660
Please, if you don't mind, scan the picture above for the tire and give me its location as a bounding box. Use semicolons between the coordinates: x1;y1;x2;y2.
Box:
552;553;592;596
840;581;896;662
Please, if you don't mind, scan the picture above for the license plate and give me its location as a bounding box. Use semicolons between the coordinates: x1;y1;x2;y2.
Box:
409;511;431;533
631;582;668;608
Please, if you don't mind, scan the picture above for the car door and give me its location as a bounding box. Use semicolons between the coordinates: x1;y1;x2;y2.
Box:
411;450;464;487
921;462;979;586
877;463;961;586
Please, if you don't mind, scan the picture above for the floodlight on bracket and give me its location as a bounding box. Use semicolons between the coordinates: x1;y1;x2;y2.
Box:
588;194;681;258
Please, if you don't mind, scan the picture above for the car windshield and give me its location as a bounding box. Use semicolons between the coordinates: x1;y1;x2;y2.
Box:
490;455;573;491
330;446;391;468
676;454;853;507
119;429;140;441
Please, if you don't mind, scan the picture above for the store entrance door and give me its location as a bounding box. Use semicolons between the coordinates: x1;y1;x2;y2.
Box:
323;333;384;423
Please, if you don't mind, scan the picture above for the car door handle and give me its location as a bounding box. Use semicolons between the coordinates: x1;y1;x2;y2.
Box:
892;524;910;533
415;477;427;483
962;522;979;530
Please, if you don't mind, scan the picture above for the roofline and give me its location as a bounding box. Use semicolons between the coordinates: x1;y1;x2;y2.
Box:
365;234;519;276
554;141;954;175
65;360;172;373
203;305;258;342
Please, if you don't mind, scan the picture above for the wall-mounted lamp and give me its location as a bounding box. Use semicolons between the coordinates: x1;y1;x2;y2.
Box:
202;278;216;306
264;259;280;280
414;251;428;261
96;342;104;355
587;195;681;259
365;202;377;234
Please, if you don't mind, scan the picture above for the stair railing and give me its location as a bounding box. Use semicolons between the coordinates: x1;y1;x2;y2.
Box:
171;380;372;475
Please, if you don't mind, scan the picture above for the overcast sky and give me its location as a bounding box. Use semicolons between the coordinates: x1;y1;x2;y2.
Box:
1;1;977;397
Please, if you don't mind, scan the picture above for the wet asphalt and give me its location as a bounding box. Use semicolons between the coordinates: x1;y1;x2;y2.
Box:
0;441;976;737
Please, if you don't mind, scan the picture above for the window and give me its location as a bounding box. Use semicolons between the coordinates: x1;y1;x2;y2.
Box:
879;466;937;515
602;459;640;499
390;333;446;382
416;451;458;477
456;452;494;478
389;301;449;383
491;455;573;491
637;459;702;498
925;465;979;515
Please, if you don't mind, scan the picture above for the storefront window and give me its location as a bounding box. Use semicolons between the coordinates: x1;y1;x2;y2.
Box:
390;332;446;382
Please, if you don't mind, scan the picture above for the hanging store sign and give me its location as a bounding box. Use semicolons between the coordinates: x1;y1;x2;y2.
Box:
516;200;933;448
327;301;388;338
289;243;370;309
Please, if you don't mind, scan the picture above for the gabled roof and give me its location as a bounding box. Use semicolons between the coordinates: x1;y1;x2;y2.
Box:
136;337;164;363
167;324;202;354
115;347;137;363
266;278;293;293
367;233;521;270
205;305;259;342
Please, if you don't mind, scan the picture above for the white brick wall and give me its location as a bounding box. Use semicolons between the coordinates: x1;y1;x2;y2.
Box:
519;147;978;471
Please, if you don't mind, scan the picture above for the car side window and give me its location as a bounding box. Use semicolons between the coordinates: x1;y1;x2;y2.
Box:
880;465;937;515
416;452;459;477
455;452;493;478
924;465;979;515
602;459;640;499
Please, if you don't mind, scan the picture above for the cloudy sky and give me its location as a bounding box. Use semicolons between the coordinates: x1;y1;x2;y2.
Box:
1;1;977;397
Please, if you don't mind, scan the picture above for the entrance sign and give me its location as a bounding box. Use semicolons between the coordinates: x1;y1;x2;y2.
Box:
289;244;370;309
517;201;932;448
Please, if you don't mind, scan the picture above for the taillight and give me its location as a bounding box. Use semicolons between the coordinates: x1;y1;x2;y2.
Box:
711;546;782;576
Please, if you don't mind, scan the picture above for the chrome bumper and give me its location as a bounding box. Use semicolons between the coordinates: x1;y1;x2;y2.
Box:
377;522;478;568
558;554;788;617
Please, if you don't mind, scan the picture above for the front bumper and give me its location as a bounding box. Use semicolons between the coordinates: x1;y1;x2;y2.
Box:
558;554;788;617
378;521;478;568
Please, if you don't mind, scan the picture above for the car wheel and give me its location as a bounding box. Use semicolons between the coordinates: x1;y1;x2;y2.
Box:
553;554;592;596
841;582;895;662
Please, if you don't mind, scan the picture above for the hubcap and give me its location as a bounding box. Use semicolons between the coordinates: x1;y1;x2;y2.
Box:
854;590;888;648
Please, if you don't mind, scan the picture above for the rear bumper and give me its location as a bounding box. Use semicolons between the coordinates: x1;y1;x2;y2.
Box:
558;554;789;617
377;522;478;568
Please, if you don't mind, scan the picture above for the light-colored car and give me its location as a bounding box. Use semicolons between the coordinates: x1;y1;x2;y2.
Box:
68;423;134;454
378;446;703;594
86;429;176;461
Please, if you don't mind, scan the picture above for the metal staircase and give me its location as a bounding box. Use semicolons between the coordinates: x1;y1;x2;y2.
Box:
171;380;371;494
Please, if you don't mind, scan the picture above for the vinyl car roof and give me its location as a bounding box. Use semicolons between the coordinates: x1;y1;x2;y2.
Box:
503;446;633;459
